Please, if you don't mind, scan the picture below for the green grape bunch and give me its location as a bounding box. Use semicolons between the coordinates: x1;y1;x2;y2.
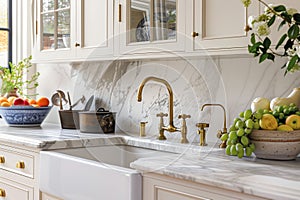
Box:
221;109;259;158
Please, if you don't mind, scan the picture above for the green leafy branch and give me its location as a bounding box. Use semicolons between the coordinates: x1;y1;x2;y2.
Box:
0;56;40;98
243;0;300;75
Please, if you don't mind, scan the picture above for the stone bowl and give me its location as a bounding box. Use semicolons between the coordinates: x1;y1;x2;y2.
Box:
0;106;52;127
249;130;300;160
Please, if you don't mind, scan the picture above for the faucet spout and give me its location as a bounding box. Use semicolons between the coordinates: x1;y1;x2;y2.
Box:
137;76;177;132
201;103;227;133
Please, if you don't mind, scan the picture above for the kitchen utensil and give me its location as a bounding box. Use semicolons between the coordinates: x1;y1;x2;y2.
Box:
67;92;72;110
51;90;68;110
84;95;94;111
79;107;116;133
71;95;85;109
59;110;81;129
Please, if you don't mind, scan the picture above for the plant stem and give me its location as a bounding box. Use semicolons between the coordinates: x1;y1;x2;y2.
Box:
258;0;290;25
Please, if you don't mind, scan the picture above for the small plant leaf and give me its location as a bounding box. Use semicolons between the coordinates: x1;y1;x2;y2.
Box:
259;53;269;63
288;24;299;39
263;37;271;49
267;53;275;61
287;55;298;71
267;15;276;27
273;5;286;12
293;13;300;23
284;39;294;52
251;33;256;44
275;34;287;49
277;20;286;31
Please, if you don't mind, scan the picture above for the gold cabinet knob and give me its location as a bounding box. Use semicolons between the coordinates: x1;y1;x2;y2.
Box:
0;189;6;197
75;42;80;47
16;161;25;169
0;156;5;163
191;32;199;38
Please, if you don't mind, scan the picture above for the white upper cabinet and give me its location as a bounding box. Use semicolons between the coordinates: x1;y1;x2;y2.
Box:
33;0;289;62
115;0;186;56
190;0;260;54
33;0;114;63
75;0;114;60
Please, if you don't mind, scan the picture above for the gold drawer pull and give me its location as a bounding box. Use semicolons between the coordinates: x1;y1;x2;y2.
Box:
16;161;25;169
0;156;5;163
0;189;6;197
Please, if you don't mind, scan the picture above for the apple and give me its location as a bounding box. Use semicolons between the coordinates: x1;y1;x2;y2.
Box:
286;114;300;130
13;98;25;106
24;99;30;106
259;114;278;130
277;124;294;131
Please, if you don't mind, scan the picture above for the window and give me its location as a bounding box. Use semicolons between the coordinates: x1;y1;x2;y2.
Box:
0;0;12;68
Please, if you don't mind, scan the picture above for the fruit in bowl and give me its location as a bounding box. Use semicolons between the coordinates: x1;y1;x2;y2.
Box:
0;97;52;127
223;97;300;160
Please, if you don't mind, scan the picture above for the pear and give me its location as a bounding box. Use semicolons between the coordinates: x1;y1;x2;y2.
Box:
259;114;278;130
277;124;294;131
251;97;270;112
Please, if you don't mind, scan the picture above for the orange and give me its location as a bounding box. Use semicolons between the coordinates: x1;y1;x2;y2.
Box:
36;97;50;107
28;99;37;105
0;102;10;107
0;97;8;105
7;96;16;105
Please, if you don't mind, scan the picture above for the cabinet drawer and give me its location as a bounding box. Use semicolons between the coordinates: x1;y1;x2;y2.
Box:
0;146;34;178
0;178;33;200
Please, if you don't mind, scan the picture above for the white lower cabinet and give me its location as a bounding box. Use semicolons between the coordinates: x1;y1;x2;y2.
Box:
0;143;39;200
0;178;34;200
143;173;267;200
41;192;62;200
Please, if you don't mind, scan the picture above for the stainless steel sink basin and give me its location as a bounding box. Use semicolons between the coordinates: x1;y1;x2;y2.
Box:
39;145;176;200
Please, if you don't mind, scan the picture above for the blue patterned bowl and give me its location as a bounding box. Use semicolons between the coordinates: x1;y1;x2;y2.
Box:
0;106;52;127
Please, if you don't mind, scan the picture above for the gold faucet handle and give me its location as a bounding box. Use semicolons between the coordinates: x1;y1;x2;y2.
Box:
178;114;191;119
196;123;209;129
156;113;168;118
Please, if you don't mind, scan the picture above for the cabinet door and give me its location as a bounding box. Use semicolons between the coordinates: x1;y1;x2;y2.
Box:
75;0;114;60
192;0;259;54
0;178;34;200
117;0;186;56
34;0;76;62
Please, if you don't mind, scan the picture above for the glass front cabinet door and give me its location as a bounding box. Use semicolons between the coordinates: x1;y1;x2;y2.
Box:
34;0;113;62
117;0;186;56
34;0;76;62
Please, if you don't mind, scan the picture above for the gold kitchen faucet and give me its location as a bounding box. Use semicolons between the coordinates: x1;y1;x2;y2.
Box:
137;76;190;143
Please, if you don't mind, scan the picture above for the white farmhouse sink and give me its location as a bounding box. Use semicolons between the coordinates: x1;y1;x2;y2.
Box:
39;145;176;200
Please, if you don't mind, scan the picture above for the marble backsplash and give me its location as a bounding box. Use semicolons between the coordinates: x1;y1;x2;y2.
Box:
36;55;300;144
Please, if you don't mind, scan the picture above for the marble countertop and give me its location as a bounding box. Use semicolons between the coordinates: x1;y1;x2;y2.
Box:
0;123;220;154
0;123;299;200
131;151;300;200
